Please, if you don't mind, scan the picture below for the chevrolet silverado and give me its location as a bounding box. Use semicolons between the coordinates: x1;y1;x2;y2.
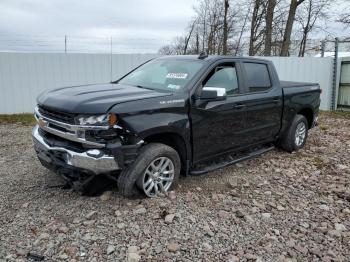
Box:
32;55;321;197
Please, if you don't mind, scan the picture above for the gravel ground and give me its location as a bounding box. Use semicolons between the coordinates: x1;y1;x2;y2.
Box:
0;113;349;262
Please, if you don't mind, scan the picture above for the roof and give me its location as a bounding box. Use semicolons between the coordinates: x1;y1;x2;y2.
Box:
155;55;269;63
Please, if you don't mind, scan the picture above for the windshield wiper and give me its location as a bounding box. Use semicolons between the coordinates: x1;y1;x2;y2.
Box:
135;85;154;90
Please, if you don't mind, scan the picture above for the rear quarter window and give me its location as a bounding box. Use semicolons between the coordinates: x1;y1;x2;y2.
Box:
243;63;271;93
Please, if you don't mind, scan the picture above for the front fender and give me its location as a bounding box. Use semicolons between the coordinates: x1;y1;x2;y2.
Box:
120;112;191;166
121;112;190;141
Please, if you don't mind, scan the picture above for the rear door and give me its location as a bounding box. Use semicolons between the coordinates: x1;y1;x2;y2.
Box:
238;61;283;145
191;60;247;162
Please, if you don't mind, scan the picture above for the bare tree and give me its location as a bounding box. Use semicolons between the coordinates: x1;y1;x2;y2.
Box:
191;0;240;55
223;0;230;54
296;0;329;57
249;0;267;56
338;13;350;27
184;20;197;55
280;0;306;56
159;0;226;55
195;32;200;53
158;45;175;55
336;0;350;27
249;0;260;55
159;0;342;57
158;37;186;55
235;1;253;55
264;0;277;56
193;0;221;54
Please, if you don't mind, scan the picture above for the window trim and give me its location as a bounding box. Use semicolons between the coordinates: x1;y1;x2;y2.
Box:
242;62;273;94
194;60;244;98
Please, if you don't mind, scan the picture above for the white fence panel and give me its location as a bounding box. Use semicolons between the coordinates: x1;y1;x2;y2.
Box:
264;57;334;110
0;53;335;113
0;53;158;114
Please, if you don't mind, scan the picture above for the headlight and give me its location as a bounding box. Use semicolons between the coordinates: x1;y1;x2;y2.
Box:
76;114;117;126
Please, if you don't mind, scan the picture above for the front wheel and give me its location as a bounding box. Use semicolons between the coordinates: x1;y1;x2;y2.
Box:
117;143;181;198
280;114;309;153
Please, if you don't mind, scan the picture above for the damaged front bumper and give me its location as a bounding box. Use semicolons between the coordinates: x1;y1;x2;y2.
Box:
32;105;143;177
32;125;121;174
32;105;143;187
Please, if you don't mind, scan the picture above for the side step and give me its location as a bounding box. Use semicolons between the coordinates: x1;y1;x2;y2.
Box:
190;145;275;176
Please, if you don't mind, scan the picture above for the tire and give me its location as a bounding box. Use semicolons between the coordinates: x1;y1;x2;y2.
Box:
280;114;309;153
117;143;181;198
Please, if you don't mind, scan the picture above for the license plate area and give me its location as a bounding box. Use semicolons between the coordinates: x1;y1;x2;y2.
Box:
34;139;68;164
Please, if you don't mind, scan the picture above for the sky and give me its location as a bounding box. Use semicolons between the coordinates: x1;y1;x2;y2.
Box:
0;0;197;53
0;0;348;54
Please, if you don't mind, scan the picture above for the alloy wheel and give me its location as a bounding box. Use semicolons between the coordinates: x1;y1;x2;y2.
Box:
295;122;306;147
140;157;175;197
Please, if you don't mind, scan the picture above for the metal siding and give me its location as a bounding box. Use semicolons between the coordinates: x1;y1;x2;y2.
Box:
0;53;159;114
0;54;335;113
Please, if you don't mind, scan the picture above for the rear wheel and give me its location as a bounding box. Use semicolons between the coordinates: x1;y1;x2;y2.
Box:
280;114;308;152
118;143;181;198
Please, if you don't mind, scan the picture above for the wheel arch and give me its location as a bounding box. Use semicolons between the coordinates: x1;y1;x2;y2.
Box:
142;132;189;174
297;107;314;129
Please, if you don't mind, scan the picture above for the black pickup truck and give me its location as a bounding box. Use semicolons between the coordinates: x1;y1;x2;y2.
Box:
32;55;321;197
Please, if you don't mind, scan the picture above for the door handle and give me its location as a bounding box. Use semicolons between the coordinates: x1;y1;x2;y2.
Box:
272;97;280;103
233;103;245;109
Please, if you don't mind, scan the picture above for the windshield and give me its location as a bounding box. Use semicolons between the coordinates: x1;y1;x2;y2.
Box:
118;59;205;92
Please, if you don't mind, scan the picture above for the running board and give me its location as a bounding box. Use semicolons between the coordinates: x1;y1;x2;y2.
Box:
190;146;275;176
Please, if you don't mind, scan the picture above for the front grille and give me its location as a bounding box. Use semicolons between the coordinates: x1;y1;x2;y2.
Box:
38;105;76;124
38;128;85;153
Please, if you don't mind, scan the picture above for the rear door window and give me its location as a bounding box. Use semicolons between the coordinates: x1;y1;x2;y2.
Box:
243;63;271;93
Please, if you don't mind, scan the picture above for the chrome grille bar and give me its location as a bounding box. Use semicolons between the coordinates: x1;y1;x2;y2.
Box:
34;107;108;148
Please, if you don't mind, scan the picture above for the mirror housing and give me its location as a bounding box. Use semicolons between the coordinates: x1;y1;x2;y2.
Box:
200;87;227;100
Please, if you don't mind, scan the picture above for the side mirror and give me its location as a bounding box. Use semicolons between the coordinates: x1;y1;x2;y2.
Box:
200;87;227;100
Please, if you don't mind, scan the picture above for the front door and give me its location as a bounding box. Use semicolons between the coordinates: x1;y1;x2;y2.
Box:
190;61;247;163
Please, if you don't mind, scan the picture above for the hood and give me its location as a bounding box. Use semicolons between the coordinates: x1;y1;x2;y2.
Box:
37;83;172;114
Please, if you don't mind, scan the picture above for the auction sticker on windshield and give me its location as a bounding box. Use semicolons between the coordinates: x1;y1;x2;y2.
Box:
166;73;188;79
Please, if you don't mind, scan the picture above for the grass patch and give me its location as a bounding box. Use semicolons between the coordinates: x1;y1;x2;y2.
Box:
318;124;329;131
312;156;330;169
0;114;35;125
320;110;350;119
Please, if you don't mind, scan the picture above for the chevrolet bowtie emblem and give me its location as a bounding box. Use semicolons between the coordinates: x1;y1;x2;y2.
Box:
38;118;47;128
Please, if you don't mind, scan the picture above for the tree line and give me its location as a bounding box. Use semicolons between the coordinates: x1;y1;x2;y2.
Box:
159;0;350;57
